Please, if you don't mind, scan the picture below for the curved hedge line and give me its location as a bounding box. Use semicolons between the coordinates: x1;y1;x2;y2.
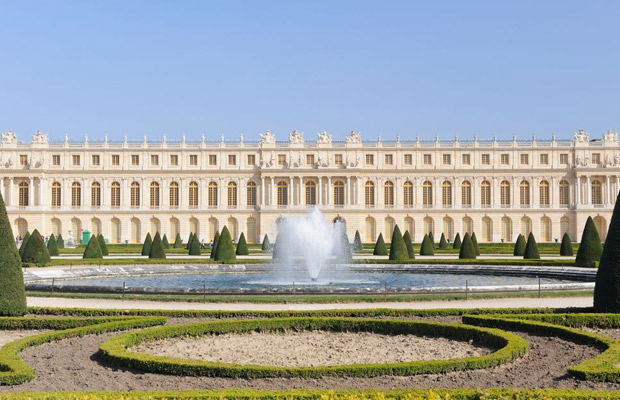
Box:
0;316;166;385
99;317;528;378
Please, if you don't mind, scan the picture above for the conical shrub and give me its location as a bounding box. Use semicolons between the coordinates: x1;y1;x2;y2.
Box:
97;234;109;256
19;231;30;259
420;234;434;256
471;232;480;255
373;233;387;256
210;231;220;259
560;232;573;256
149;232;166;259
83;235;103;259
173;233;183;248
47;233;59;256
141;232;152;256
57;234;64;249
452;233;462;250
429;231;436;248
388;225;408;261
189;233;202;255
215;226;236;261
21;229;50;265
523;232;540;259
162;234;170;249
514;234;526;256
439;233;448;250
594;191;620;311
338;229;352;260
403;230;415;259
0;192;27;316
459;233;476;259
352;230;363;251
261;234;271;251
272;233;282;260
186;232;194;250
236;232;249;255
576;216;603;267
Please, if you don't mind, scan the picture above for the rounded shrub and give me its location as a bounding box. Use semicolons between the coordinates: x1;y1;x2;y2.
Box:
402;230;415;259
352;230;363;251
173;233;183;248
471;232;480;256
56;234;64;249
595;191;620;311
209;231;220;259
21;229;50;265
576;216;603;267
236;232;249;256
83;235;103;259
0;191;27;316
189;233;202;256
419;234;434;256
18;231;30;259
459;232;476;259
388;225;408;261
452;232;462;250
439;233;448;250
261;234;271;251
141;232;153;256
214;226;236;261
373;233;387;256
46;233;59;256
560;232;573;256
161;234;170;249
523;233;540;259
149;232;166;259
97;234;109;256
513;234;526;256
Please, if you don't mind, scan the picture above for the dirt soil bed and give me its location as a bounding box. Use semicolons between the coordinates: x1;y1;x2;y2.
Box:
0;330;50;347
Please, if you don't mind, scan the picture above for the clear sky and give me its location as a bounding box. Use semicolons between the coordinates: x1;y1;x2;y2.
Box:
0;0;618;142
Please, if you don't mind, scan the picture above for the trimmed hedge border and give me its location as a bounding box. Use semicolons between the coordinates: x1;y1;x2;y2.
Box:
99;317;528;378
0;316;166;385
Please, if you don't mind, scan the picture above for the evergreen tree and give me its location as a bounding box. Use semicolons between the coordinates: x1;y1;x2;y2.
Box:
576;216;603;267
471;232;480;256
523;232;540;259
214;226;236;261
560;232;573;256
21;229;50;265
19;231;30;259
272;233;282;260
82;235;103;259
188;233;202;255
210;231;220;259
452;233;462;250
97;234;109;256
337;228;353;260
388;225;408;261
0;192;27;316
46;233;59;256
513;234;526;256
261;234;271;251
173;233;183;248
57;234;64;249
141;232;153;256
594;191;620;311
236;232;249;255
420;234;435;256
186;232;194;250
162;234;170;249
149;232;166;259
352;230;363;251
403;230;415;259
459;232;477;259
439;233;448;249
429;231;436;248
373;233;388;256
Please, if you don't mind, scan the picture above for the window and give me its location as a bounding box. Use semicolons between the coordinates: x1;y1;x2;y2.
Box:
403;181;413;206
461;181;471;206
306;154;315;166
592;153;601;165
110;182;120;207
52;155;60;166
111;155;120;166
189;181;199;208
72;155;81;166
365;154;374;165
91;182;101;207
189;154;198;166
462;154;471;165
130;182;140;208
591;180;602;205
560;153;569;165
481;180;491;207
305;181;317;205
247;218;257;243
520;154;529;165
539;153;549;165
539;180;550;206
500;154;509;165
228;155;236;166
207;182;217;208
384;181;394;206
404;154;412;165
335;154;344;166
423;154;432;165
51;182;61;207
278;154;286;166
18;182;28;206
442;181;452;206
482;217;493;242
422;181;433;206
559;180;570;205
443;154;451;165
384;154;393;166
481;154;490;165
334;181;345;206
500;180;511;206
88;155;98;167
150;181;160;208
19;155;28;166
364;181;375;206
150;155;159;166
169;182;179;208
276;181;288;206
208;155;217;166
170;155;178;166
227;182;237;207
71;181;81;207
520;180;530;206
131;155;139;166
247;181;257;206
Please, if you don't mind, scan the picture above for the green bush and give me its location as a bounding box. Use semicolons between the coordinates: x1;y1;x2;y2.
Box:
419;234;434;256
18;231;30;259
272;233;282;260
459;233;476;259
388;225;408;261
373;233;387;256
429;231;436;248
337;228;352;260
452;233;461;250
149;232;166;259
21;229;50;265
576;216;603;267
595;194;620;312
162;234;170;249
261;234;271;251
236;232;249;255
46;233;59;256
352;230;363;251
189;233;202;256
215;226;236;261
402;230;415;259
560;232;573;256
438;233;448;249
523;233;540;259
83;235;103;259
513;234;526;256
97;234;109;256
186;232;195;250
56;233;64;249
0;192;27;316
210;231;220;259
173;233;183;248
141;232;153;256
471;232;480;256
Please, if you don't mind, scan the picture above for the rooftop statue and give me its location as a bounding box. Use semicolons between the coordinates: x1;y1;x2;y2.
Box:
346;130;361;144
603;129;618;142
289;130;303;144
573;129;590;142
1;131;17;144
317;130;332;144
32;130;48;144
260;130;276;144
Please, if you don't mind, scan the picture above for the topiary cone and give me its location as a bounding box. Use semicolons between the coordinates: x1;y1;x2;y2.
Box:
459;232;477;259
439;233;448;249
21;229;50;266
149;232;166;259
452;233;462;250
186;232;194;250
419;234;434;256
373;233;387;256
236;232;249;255
261;234;271;251
513;234;526;256
352;230;363;251
403;230;415;259
429;231;436;248
471;232;480;256
162;234;170;249
388;225;408;261
523;232;540;259
189;233;202;256
560;232;573;256
141;232;153;256
576;216;603;267
46;233;59;256
210;231;220;259
19;231;30;259
97;234;109;256
83;235;103;259
215;226;236;261
594;190;620;311
56;234;64;249
0;191;27;316
173;233;183;248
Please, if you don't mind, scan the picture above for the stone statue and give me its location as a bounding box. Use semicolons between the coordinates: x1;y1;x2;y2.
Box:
355;154;361;167
1;131;17;144
606;154;612;166
615;153;619;166
346;130;361;144
289;130;303;144
573;129;589;142
576;155;582;166
317;130;332;144
32;131;49;144
603;129;618;142
260;130;276;144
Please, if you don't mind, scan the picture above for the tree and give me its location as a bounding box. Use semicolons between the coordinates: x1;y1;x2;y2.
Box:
236;232;249;255
19;231;30;259
214;226;236;261
57;234;64;249
162;234;170;249
272;233;282;260
459;233;476;259
141;232;152;256
576;216;603;267
210;231;220;259
420;234;435;256
388;225;408;261
188;233;202;255
97;234;109;256
173;233;183;248
46;233;59;256
261;234;271;251
594;191;620;311
439;233;448;250
403;230;415;259
373;233;387;256
82;235;103;259
452;233;462;250
429;231;436;248
0;191;27;316
513;234;526;256
471;232;480;256
352;230;363;251
186;232;194;250
560;232;573;256
21;229;50;265
523;232;540;259
337;228;353;260
149;232;166;259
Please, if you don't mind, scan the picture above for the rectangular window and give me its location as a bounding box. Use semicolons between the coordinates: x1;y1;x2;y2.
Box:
228;154;236;166
423;154;432;165
111;154;120;166
462;154;471;165
92;155;100;166
170;155;178;166
131;155;139;166
189;154;198;166
592;153;601;164
247;154;255;166
404;154;412;165
560;153;569;165
72;155;81;166
365;154;374;165
442;154;451;165
208;155;217;166
150;155;159;166
52;155;60;166
306;154;315;166
19;155;28;166
384;154;393;165
539;153;549;165
278;154;286;166
481;154;490;165
520;154;529;165
335;154;344;166
500;154;509;165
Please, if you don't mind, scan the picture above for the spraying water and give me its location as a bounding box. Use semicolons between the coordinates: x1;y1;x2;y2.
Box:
272;208;349;280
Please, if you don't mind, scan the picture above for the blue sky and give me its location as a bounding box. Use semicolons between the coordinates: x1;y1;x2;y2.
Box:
0;0;618;142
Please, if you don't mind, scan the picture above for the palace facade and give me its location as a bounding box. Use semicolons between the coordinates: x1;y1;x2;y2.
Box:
1;129;618;245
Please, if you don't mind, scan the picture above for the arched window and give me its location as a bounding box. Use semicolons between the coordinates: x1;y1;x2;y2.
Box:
18;181;29;207
110;181;120;208
539;180;550;206
51;218;61;237
501;217;512;242
208;218;218;240
305;181;316;205
91;182;101;207
228;218;238;240
150;218;160;236
110;218;121;243
442;180;452;207
247;181;257;206
461;181;471;207
591;180;602;205
169;217;180;240
403;181;413;207
481;180;491;207
422;181;433;207
190;217;200;237
130;182;140;208
277;181;288;206
334;181;345;206
384;217;395;241
384;181;394;207
169;182;179;208
247;217;257;243
521;217;532;237
500;180;511;206
227;181;237;207
51;181;61;208
560;216;570;238
593;216;607;241
443;217;453;240
131;218;141;243
206;181;216;208
482;217;492;242
423;217;434;235
520;180;530;206
150;181;160;208
71;181;81;207
404;217;414;240
462;217;473;236
364;181;375;207
559;180;570;205
365;217;376;242
541;216;552;242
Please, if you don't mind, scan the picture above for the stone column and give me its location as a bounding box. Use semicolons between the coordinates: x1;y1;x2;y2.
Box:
607;175;611;205
40;177;46;208
8;177;13;206
29;177;34;206
327;177;332;207
261;176;265;207
357;177;362;206
289;177;293;206
576;176;581;206
586;176;591;205
318;176;322;205
271;177;275;207
346;176;351;205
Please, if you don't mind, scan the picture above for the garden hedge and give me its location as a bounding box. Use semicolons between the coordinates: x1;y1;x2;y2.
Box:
173;233;183;248
56;233;64;249
189;233;202;256
388;225;408;261
523;233;540;259
83;235;103;259
98;234;109;256
402;230;415;259
236;232;249;255
21;229;50;265
438;233;448;250
471;233;480;256
215;226;236;261
560;233;573;256
0;192;27;316
513;234;526;256
18;231;30;258
373;233;387;256
458;233;476;259
209;231;220;258
576;216;603;268
141;233;153;256
419;234;434;256
162;233;170;249
595;194;620;311
452;233;462;250
149;232;166;259
46;233;59;256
